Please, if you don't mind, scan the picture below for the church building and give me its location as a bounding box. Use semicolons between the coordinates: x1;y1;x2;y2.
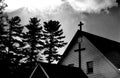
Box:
58;22;120;78
7;62;87;78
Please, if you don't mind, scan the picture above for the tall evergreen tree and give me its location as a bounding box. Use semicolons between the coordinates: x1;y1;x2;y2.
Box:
0;0;9;62
43;20;67;64
23;17;44;63
7;16;24;65
0;16;24;65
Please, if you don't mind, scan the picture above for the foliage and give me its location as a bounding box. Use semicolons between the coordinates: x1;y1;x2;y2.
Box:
0;0;9;62
43;20;67;63
0;16;24;64
8;16;24;65
22;17;44;63
0;1;67;65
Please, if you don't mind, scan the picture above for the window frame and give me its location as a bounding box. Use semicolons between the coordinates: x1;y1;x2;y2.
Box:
86;61;94;74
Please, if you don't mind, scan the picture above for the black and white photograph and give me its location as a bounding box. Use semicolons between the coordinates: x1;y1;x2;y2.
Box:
0;0;120;78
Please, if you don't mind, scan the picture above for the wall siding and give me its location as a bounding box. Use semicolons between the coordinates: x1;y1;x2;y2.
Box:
62;39;79;67
61;36;120;78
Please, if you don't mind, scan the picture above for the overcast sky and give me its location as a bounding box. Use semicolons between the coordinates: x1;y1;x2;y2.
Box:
5;0;120;53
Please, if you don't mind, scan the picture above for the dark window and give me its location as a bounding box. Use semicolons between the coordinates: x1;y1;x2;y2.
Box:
87;61;93;74
68;64;74;67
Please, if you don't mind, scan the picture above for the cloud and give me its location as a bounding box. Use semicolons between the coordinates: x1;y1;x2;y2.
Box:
5;0;64;12
65;0;118;13
5;0;118;13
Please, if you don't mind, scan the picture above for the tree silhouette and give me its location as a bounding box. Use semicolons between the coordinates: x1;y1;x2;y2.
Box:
43;20;67;64
0;0;9;62
0;16;24;65
0;0;7;14
0;1;23;65
8;16;24;65
23;17;44;63
0;15;8;54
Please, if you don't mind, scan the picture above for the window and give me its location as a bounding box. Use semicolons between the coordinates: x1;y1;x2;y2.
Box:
87;61;93;74
68;64;74;67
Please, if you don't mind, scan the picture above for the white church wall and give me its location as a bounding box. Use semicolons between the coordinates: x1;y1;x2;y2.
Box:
60;36;120;78
61;39;79;67
81;36;120;78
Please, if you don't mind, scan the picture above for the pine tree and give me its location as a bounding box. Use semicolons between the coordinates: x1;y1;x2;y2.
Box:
1;16;24;65
23;17;44;63
43;20;67;64
0;1;23;65
8;16;24;65
0;0;9;62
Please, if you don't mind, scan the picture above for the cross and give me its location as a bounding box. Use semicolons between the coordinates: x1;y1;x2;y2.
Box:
78;21;84;31
74;43;85;68
74;47;86;52
74;21;85;68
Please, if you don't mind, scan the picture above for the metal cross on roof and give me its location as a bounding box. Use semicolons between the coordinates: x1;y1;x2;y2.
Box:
75;21;84;69
78;21;84;31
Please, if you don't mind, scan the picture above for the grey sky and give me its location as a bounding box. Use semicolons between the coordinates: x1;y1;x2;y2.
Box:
7;0;120;53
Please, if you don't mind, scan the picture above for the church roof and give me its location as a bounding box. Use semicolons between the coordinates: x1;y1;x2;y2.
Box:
6;62;87;78
58;30;120;68
37;62;87;78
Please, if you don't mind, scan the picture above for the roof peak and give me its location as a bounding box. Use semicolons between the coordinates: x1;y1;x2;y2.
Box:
29;63;49;78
